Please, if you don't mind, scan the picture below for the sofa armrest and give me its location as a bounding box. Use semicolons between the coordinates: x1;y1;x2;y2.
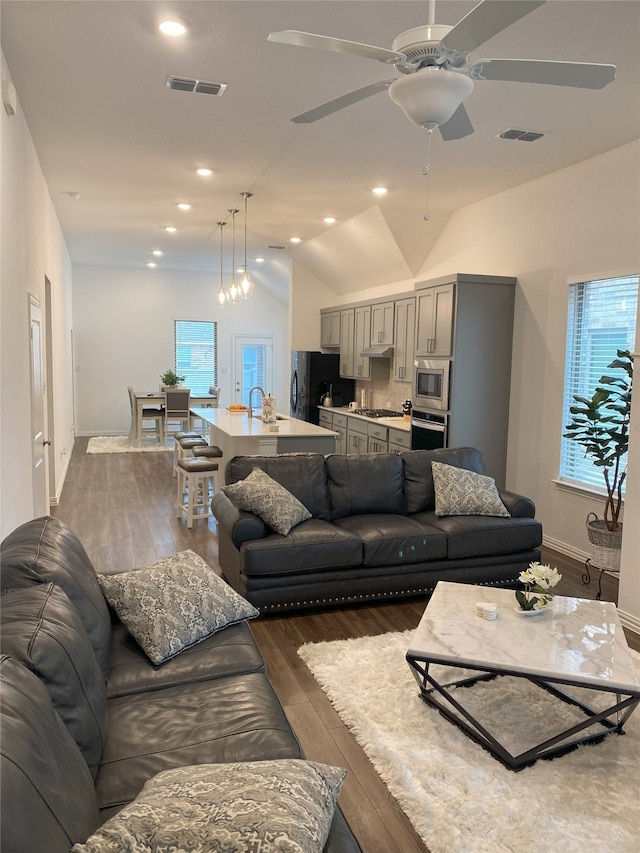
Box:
211;493;268;548
499;490;536;519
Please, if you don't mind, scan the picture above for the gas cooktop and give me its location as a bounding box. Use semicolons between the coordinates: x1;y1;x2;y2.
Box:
353;408;404;418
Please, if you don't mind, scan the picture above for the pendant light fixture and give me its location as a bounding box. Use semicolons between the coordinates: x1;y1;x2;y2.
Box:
216;221;226;306
239;191;254;299
227;208;240;303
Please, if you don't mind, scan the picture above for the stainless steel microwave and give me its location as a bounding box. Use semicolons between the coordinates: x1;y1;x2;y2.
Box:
414;359;450;411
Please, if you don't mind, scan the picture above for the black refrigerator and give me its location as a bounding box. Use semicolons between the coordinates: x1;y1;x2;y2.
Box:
290;352;355;425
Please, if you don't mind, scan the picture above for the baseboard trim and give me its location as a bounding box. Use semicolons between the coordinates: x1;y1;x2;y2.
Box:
542;535;589;564
619;609;640;635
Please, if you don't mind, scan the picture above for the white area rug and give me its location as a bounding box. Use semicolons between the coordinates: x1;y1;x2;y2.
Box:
86;436;171;454
299;630;640;853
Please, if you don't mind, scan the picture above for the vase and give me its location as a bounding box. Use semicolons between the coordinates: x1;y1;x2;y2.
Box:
514;605;549;616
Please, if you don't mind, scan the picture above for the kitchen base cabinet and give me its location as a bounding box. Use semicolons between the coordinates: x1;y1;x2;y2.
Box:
347;418;368;454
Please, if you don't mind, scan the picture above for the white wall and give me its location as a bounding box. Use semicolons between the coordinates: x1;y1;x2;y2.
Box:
72;265;289;435
416;141;640;622
1;53;74;536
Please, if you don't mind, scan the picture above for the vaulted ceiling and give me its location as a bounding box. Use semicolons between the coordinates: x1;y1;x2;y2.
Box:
2;1;638;302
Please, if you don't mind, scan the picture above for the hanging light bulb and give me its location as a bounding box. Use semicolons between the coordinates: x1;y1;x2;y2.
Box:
216;221;226;306
239;192;254;299
227;209;240;303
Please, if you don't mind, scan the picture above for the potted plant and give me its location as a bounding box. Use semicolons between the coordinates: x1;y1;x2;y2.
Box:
160;369;185;390
563;348;633;568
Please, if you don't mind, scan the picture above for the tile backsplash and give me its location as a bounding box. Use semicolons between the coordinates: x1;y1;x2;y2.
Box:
354;359;412;411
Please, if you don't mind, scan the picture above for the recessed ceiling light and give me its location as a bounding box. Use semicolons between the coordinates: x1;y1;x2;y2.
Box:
147;262;157;268
177;203;191;210
159;20;187;37
152;250;163;256
323;217;336;224
255;257;265;263
196;167;213;177
372;187;388;196
290;237;301;244
165;226;177;233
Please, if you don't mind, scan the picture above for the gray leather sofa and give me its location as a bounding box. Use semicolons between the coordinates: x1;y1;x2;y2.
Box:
0;516;360;853
213;447;543;613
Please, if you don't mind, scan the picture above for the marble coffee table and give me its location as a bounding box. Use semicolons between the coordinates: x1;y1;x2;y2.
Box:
406;581;640;770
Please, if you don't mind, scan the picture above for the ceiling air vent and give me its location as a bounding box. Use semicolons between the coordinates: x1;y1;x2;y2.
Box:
498;128;544;142
268;245;286;250
166;76;227;96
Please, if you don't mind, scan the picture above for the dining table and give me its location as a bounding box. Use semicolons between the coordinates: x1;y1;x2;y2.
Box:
129;391;219;447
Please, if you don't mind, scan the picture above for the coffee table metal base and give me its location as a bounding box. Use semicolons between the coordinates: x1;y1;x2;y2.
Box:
406;655;640;771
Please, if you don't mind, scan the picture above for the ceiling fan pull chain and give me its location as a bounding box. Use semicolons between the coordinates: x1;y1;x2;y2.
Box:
423;127;433;221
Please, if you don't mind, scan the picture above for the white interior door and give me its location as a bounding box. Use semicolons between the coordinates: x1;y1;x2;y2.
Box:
233;336;274;406
29;293;49;515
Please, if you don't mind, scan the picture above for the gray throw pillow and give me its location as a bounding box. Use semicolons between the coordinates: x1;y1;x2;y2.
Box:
222;466;312;534
431;461;510;517
71;759;346;853
97;551;258;665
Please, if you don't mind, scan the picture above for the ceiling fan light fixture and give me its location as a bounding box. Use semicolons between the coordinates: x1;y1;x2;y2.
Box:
388;67;473;129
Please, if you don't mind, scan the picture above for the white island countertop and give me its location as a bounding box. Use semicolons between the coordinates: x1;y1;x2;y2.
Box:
191;407;337;481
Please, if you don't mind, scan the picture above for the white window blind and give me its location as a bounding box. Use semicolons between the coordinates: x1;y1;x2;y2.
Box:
174;320;217;395
560;275;637;490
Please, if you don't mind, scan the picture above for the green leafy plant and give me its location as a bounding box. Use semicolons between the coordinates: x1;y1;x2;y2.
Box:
563;349;633;531
160;369;185;386
515;562;562;611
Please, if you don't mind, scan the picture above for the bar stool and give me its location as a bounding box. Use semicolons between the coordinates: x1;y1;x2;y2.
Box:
173;434;207;477
193;445;223;460
176;456;220;528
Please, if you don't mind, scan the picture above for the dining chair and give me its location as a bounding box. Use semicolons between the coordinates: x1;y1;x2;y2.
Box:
127;386;164;446
164;387;192;441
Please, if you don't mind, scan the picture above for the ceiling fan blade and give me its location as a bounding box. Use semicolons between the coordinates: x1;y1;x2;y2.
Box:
439;103;474;140
291;80;393;124
440;1;545;57
467;58;616;89
268;30;405;64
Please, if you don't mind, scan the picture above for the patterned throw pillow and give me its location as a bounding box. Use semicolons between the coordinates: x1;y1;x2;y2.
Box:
222;467;312;535
71;759;346;853
431;461;510;518
97;551;258;665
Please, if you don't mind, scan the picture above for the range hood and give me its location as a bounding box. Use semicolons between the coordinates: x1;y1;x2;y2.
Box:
360;344;394;358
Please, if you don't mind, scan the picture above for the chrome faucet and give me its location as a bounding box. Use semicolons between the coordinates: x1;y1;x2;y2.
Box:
248;386;265;419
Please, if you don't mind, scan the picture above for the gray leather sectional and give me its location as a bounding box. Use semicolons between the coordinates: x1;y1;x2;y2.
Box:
0;516;360;853
213;447;543;613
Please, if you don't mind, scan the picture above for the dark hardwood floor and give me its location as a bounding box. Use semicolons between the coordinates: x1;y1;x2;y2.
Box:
53;438;638;853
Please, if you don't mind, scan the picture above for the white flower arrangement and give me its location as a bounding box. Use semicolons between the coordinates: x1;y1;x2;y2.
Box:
515;562;562;611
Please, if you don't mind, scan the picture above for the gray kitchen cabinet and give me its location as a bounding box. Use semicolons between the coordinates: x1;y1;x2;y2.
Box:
388;426;411;453
367;422;388;453
415;282;455;357
332;412;348;454
370;300;394;346
339;308;355;377
320;310;341;348
353;304;372;379
318;409;333;429
346;417;368;454
393;296;416;382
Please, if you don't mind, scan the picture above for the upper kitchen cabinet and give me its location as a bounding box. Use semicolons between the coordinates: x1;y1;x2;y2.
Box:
370;301;394;347
353;304;372;379
339;308;355;377
320;309;341;348
393;296;416;383
415;281;455;357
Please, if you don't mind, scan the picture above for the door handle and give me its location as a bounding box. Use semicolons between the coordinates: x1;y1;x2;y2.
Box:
42;439;52;446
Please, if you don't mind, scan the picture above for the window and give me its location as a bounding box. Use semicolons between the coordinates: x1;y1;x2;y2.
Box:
174;320;217;395
560;275;637;490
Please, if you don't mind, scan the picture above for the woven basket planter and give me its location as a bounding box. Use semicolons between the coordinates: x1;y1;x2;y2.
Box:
586;512;623;572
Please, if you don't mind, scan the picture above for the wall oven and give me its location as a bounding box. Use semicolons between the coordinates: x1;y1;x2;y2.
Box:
414;359;450;411
411;408;448;451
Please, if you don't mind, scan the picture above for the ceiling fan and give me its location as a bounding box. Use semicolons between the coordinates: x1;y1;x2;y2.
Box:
268;0;616;140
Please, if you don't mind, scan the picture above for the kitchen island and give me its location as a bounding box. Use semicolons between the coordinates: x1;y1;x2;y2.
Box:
191;407;337;482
